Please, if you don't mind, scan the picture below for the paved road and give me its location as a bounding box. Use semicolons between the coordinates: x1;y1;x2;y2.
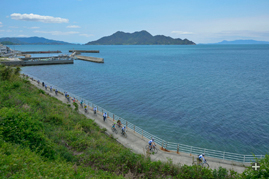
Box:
30;80;248;173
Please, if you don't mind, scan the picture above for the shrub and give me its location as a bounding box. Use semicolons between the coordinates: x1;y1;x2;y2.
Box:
38;89;45;94
241;154;269;179
45;114;63;125
14;66;21;75
73;102;78;111
0;107;55;159
0;66;13;80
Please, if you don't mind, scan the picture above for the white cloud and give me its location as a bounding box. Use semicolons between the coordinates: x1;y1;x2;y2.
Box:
30;26;40;29
17;35;28;37
23;26;40;29
67;25;80;28
9;26;18;28
34;30;79;35
79;34;93;37
10;13;69;23
0;22;2;27
171;31;194;35
0;30;4;32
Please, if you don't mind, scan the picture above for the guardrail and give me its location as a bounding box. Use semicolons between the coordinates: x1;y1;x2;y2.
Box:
22;73;265;164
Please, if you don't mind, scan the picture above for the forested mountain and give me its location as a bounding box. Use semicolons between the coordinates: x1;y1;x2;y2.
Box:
0;37;73;45
86;30;195;45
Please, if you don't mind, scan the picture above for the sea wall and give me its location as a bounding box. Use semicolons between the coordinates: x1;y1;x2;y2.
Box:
1;60;73;66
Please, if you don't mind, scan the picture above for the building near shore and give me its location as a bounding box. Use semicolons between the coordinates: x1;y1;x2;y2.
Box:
0;44;12;56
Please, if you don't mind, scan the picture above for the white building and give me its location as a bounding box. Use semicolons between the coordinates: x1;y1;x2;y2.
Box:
0;44;8;54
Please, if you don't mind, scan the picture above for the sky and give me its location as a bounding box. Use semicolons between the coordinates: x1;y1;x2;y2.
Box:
0;0;269;44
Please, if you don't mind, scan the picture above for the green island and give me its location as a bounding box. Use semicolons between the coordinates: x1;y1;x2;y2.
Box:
86;30;195;45
0;64;268;178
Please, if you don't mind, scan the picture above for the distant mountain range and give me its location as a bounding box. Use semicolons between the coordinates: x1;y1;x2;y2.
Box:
0;37;73;45
213;40;269;45
86;30;195;45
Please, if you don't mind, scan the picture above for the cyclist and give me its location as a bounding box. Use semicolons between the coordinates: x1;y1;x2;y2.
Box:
148;138;155;150
112;122;116;129
84;105;87;113
55;89;58;95
198;153;206;164
80;100;83;107
103;112;107;122
122;126;126;135
42;82;44;87
50;86;52;92
93;106;97;114
117;120;122;128
37;80;40;85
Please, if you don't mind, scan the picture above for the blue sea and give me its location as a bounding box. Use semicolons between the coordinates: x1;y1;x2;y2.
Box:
11;44;269;155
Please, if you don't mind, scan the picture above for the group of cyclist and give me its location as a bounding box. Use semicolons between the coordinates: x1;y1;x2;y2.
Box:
35;77;207;164
111;120;126;135
37;80;58;95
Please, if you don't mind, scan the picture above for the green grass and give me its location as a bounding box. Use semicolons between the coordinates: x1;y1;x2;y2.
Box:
0;140;120;178
0;64;268;178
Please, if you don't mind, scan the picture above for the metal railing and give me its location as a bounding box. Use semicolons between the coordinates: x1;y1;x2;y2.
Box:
23;73;265;164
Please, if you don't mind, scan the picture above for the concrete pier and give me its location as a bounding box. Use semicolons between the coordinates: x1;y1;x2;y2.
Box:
21;55;70;61
1;59;73;66
75;55;104;63
69;50;99;53
21;50;62;54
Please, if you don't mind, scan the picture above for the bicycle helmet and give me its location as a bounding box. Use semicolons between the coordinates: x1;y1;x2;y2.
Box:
152;138;154;141
202;153;205;156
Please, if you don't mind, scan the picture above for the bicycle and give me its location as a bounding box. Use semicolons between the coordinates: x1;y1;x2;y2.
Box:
116;123;122;128
111;125;118;134
145;144;158;154
192;159;209;168
121;130;127;138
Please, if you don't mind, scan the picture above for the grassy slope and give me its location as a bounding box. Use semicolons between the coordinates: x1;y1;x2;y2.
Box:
0;65;267;178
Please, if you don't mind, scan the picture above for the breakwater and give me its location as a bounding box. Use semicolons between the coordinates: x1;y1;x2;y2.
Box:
23;73;265;164
21;50;62;54
69;50;99;53
1;59;73;66
75;55;104;63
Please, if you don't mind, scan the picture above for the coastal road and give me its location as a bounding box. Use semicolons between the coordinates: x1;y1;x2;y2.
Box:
29;79;248;173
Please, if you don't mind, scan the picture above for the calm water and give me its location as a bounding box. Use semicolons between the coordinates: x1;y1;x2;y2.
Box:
13;44;269;155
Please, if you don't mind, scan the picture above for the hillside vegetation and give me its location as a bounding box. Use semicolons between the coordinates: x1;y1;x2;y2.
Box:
0;64;268;178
